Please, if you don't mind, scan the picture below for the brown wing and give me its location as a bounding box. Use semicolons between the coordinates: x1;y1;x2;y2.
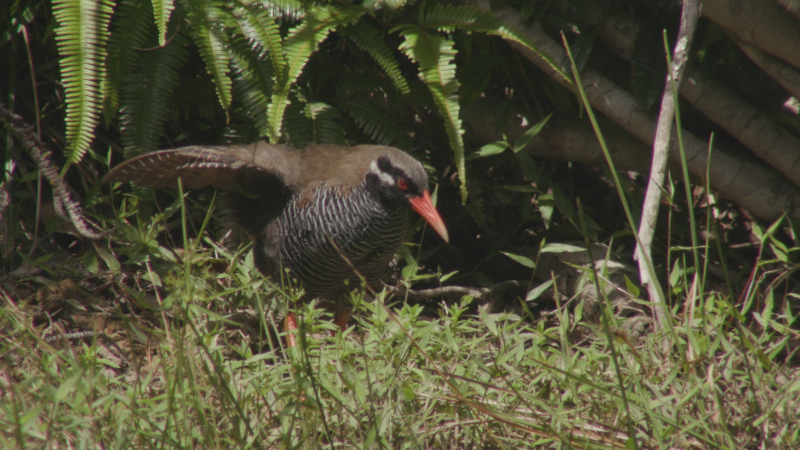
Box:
102;142;304;191
296;144;407;188
103;142;414;193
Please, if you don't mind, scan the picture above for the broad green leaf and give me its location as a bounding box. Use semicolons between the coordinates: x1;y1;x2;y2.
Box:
500;251;535;269
540;243;585;253
624;275;640;298
466;141;508;160
526;279;553;302
478;305;498;336
538;193;554;229
513;114;551;153
669;258;683;288
92;242;121;272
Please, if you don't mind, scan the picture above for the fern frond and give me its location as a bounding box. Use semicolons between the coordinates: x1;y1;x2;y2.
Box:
102;0;151;127
283;101;347;147
399;26;467;202
231;2;285;77
266;5;363;143
464;163;486;227
169;76;218;121
152;0;175;46
335;71;394;99
53;0;115;172
395;75;437;112
260;0;305;22
305;102;347;146
416;4;571;85
119;31;189;157
362;0;407;14
341;20;410;94
340;99;412;148
282;101;312;148
218;120;262;145
416;3;498;33
185;0;233;116
229;36;274;137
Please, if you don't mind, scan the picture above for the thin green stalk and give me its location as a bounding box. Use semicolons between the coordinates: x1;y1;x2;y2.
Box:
663;30;705;333
700;133;716;329
559;33;677;352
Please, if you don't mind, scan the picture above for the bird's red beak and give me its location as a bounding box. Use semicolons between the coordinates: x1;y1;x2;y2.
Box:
409;190;449;243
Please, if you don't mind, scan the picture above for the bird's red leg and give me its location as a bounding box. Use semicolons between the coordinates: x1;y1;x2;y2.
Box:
284;312;298;348
332;310;350;334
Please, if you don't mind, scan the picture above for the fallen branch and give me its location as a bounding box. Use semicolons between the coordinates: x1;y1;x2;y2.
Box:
776;0;800;20
734;37;800;101
469;0;800;220
703;0;800;71
463;103;655;174
564;2;800;189
0;100;104;240
680;71;800;187
395;280;526;301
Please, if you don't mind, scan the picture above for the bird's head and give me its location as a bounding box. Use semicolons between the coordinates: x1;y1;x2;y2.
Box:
366;154;449;243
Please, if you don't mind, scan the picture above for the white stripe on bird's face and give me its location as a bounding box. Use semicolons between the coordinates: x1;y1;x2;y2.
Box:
369;160;396;186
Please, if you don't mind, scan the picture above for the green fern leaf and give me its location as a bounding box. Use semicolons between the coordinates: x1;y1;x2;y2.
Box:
53;0;115;172
229;37;274;137
169;76;218;121
362;0;407;13
396;75;437;112
306;102;348;146
185;0;233;116
218;118;263;145
119;31;189;157
102;0;151;127
282;101;313;148
464;164;486;227
398;26;467;202
340;99;412;148
283;101;347;147
152;0;175;46
341;20;410;94
418;4;570;84
266;6;363;143
232;2;285;77
260;0;305;21
335;71;394;100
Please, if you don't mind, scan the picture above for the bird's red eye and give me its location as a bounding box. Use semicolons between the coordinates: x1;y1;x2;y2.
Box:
397;178;408;190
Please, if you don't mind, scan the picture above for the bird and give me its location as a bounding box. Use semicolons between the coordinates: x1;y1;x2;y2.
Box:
103;141;449;339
